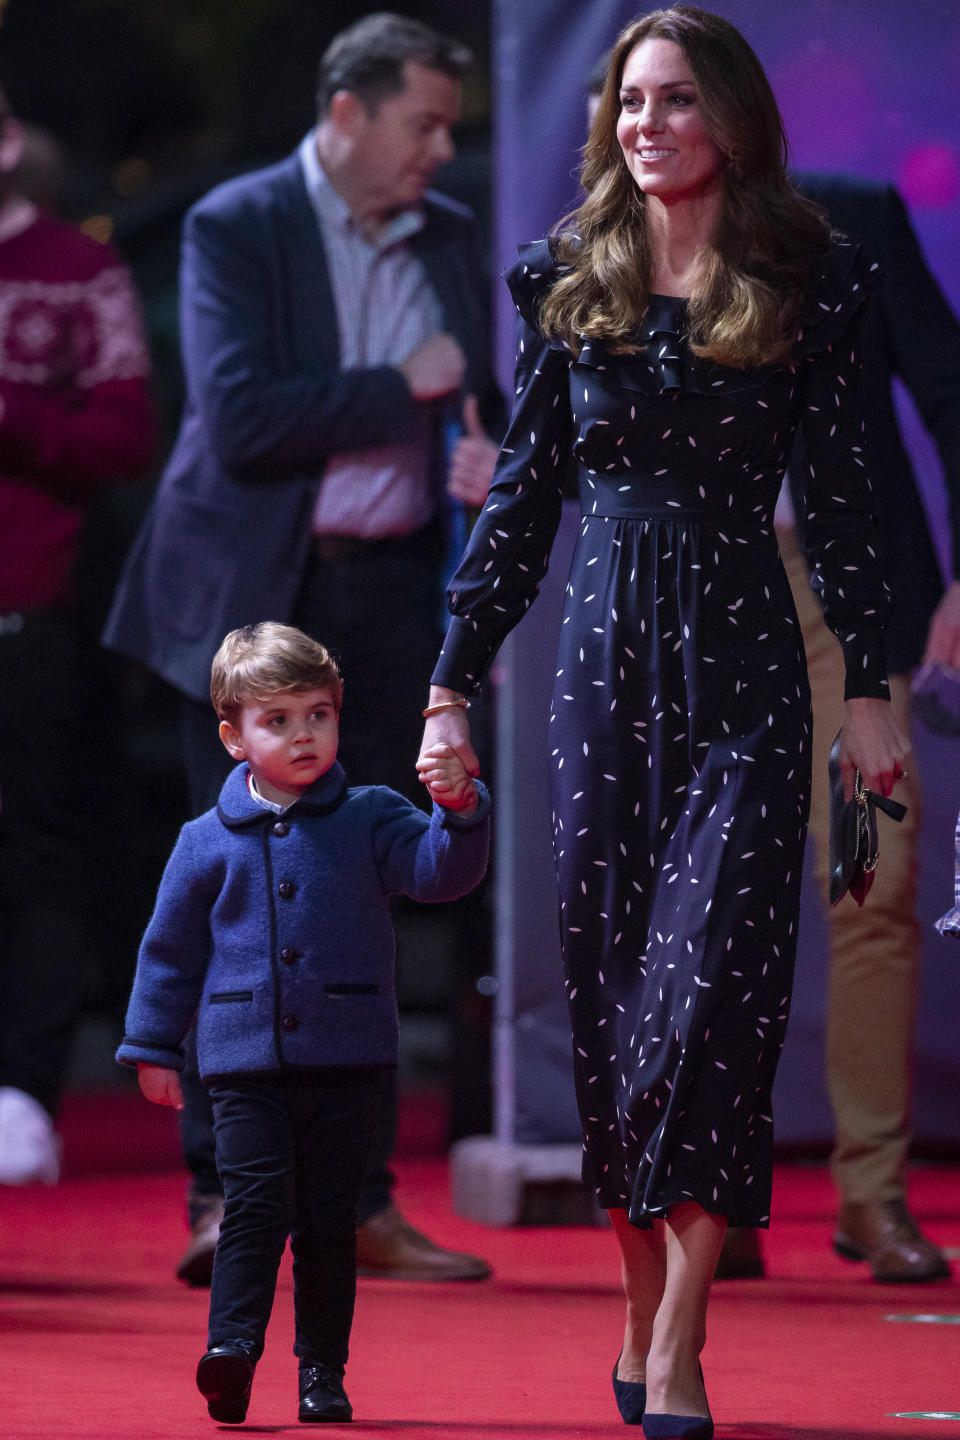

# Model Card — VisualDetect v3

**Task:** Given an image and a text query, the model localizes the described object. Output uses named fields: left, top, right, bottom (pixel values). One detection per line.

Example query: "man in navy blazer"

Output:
left=104, top=12, right=502, bottom=1286
left=718, top=175, right=960, bottom=1283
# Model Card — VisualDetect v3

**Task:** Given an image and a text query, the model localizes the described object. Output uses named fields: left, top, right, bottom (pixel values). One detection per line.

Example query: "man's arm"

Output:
left=178, top=202, right=460, bottom=475
left=882, top=184, right=960, bottom=591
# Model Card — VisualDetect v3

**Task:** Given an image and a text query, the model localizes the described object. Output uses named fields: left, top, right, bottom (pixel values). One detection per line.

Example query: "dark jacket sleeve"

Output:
left=879, top=184, right=960, bottom=580
left=178, top=200, right=416, bottom=474
left=116, top=825, right=218, bottom=1071
left=370, top=785, right=491, bottom=902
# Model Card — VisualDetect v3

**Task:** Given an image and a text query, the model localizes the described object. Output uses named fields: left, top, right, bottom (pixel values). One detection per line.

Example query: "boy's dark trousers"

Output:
left=206, top=1067, right=383, bottom=1367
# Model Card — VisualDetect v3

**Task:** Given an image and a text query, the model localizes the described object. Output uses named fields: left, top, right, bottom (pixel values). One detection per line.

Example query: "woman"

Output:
left=418, top=8, right=908, bottom=1437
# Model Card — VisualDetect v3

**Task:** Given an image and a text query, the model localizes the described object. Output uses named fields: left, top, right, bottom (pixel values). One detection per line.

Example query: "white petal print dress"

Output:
left=432, top=237, right=891, bottom=1228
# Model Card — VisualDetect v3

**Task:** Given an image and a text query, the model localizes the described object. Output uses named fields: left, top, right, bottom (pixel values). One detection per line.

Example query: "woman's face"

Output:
left=616, top=37, right=725, bottom=204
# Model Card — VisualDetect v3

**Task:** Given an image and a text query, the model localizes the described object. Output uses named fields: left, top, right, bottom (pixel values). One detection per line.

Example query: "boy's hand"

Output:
left=138, top=1063, right=185, bottom=1110
left=416, top=742, right=478, bottom=813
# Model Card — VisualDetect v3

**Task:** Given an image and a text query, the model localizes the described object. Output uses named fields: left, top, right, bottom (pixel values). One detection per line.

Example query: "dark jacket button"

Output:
left=272, top=821, right=289, bottom=837
left=278, top=880, right=295, bottom=899
left=280, top=947, right=298, bottom=965
left=281, top=1013, right=298, bottom=1031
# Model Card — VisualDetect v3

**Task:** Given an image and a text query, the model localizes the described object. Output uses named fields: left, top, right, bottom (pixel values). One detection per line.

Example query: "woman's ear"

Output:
left=219, top=719, right=246, bottom=762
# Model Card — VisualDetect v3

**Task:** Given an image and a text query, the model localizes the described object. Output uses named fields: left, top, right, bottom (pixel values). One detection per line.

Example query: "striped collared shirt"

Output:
left=299, top=131, right=444, bottom=539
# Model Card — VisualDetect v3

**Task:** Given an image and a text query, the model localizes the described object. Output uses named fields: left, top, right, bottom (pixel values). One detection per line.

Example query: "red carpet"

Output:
left=3, top=1092, right=960, bottom=1438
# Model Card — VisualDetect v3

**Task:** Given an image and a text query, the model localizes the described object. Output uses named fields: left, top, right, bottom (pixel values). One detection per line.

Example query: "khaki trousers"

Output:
left=779, top=526, right=922, bottom=1204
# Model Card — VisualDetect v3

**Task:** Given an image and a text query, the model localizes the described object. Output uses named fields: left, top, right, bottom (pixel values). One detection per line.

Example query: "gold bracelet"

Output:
left=422, top=698, right=471, bottom=718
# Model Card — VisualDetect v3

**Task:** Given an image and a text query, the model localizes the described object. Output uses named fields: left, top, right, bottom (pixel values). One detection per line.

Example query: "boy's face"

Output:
left=219, top=686, right=339, bottom=806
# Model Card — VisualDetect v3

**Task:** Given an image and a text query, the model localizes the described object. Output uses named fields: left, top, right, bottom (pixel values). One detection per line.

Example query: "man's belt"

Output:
left=311, top=523, right=443, bottom=565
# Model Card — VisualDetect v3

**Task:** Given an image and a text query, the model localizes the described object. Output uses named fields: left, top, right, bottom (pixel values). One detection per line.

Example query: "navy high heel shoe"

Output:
left=641, top=1416, right=713, bottom=1440
left=612, top=1352, right=646, bottom=1424
left=641, top=1365, right=713, bottom=1440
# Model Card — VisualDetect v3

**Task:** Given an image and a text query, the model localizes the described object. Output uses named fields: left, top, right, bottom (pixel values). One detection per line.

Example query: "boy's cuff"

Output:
left=436, top=780, right=490, bottom=829
left=115, top=1037, right=186, bottom=1071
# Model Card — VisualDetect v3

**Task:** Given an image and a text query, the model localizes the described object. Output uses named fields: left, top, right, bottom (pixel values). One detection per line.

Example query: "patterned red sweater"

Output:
left=0, top=210, right=156, bottom=612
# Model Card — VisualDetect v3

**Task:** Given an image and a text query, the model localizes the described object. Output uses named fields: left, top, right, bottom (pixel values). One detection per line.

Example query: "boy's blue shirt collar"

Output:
left=217, top=761, right=349, bottom=829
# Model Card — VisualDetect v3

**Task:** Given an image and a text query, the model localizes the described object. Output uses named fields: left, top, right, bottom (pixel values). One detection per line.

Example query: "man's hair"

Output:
left=211, top=623, right=343, bottom=722
left=317, top=11, right=471, bottom=117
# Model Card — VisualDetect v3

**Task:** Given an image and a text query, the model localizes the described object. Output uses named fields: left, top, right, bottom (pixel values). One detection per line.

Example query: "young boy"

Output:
left=116, top=623, right=489, bottom=1425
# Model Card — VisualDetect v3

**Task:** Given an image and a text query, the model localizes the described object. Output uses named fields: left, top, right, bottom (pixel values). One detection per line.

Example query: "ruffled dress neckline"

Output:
left=505, top=236, right=879, bottom=401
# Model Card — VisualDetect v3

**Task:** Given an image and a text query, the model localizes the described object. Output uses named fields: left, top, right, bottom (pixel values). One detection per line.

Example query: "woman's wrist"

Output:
left=428, top=684, right=467, bottom=705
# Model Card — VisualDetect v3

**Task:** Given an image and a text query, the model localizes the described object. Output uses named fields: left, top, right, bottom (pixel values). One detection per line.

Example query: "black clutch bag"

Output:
left=828, top=731, right=907, bottom=907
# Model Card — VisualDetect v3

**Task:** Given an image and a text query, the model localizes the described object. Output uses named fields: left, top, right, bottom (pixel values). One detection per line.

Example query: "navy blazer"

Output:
left=791, top=174, right=960, bottom=671
left=103, top=151, right=502, bottom=702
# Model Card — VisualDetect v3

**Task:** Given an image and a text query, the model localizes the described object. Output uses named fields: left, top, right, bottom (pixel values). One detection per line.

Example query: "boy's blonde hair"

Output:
left=210, top=623, right=343, bottom=722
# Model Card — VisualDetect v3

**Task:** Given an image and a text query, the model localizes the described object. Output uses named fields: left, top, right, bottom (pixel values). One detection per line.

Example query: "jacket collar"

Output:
left=217, top=761, right=349, bottom=830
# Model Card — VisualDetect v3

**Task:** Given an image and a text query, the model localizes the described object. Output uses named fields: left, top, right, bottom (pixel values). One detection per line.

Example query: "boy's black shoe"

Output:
left=298, top=1364, right=353, bottom=1423
left=196, top=1341, right=257, bottom=1423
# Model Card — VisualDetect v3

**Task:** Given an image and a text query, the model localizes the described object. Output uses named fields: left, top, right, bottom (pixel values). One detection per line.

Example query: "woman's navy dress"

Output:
left=432, top=238, right=890, bottom=1228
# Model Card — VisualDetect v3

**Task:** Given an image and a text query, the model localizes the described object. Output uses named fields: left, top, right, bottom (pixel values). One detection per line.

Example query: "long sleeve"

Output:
left=371, top=784, right=491, bottom=901
left=799, top=296, right=891, bottom=700
left=178, top=203, right=415, bottom=474
left=432, top=309, right=574, bottom=693
left=116, top=825, right=218, bottom=1071
left=881, top=185, right=960, bottom=581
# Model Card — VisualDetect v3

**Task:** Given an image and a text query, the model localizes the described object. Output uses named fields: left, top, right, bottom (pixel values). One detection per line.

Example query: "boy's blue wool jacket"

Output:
left=116, top=762, right=490, bottom=1079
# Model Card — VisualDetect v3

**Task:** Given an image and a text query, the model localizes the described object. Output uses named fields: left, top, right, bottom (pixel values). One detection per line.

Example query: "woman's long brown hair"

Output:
left=537, top=6, right=831, bottom=369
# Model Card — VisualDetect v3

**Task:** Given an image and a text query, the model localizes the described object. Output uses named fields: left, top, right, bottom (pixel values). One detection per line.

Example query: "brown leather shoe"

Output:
left=714, top=1226, right=765, bottom=1280
left=834, top=1198, right=951, bottom=1283
left=356, top=1204, right=491, bottom=1281
left=176, top=1194, right=224, bottom=1287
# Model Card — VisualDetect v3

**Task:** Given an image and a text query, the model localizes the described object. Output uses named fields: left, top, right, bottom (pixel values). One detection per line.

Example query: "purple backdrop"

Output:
left=489, top=0, right=960, bottom=1153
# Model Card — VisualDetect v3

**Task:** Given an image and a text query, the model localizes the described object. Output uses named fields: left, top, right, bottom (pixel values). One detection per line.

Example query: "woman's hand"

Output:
left=138, top=1063, right=185, bottom=1110
left=417, top=686, right=480, bottom=789
left=836, top=696, right=910, bottom=801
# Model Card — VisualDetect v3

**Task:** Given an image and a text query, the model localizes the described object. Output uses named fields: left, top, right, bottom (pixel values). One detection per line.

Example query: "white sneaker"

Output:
left=0, top=1087, right=61, bottom=1184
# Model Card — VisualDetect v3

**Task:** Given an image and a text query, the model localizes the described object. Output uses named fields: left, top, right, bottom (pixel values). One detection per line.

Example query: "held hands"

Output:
left=923, top=580, right=960, bottom=670
left=137, top=1062, right=184, bottom=1110
left=836, top=696, right=911, bottom=801
left=416, top=743, right=478, bottom=812
left=397, top=334, right=466, bottom=401
left=417, top=688, right=481, bottom=810
left=447, top=395, right=497, bottom=507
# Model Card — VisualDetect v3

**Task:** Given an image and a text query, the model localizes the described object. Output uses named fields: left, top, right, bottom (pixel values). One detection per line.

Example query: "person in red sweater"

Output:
left=0, top=86, right=156, bottom=1184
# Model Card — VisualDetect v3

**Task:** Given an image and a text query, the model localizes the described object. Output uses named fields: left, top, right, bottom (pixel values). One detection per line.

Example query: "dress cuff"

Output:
left=840, top=631, right=890, bottom=701
left=431, top=616, right=495, bottom=695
